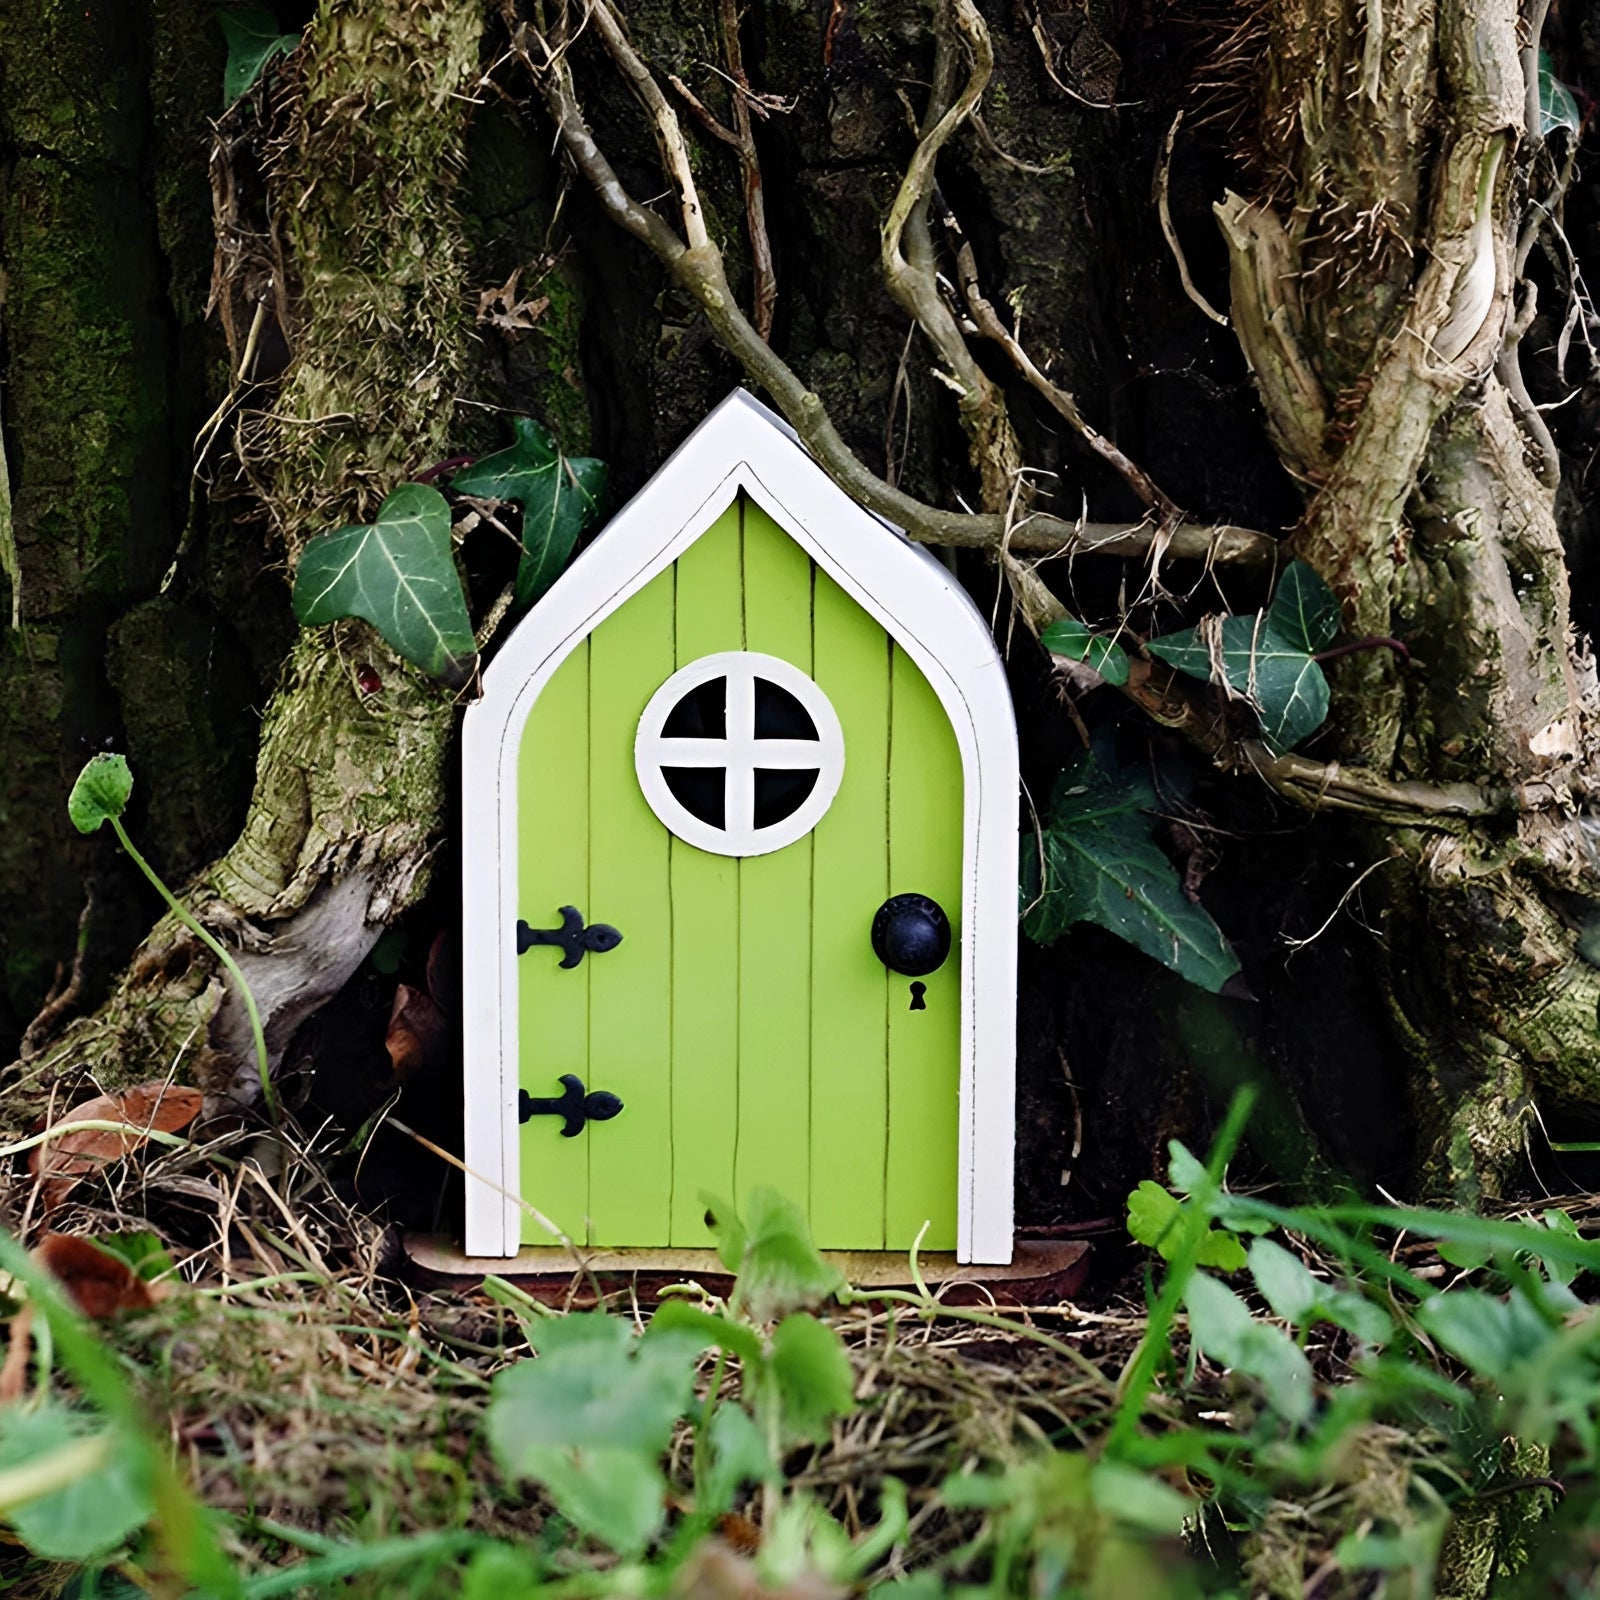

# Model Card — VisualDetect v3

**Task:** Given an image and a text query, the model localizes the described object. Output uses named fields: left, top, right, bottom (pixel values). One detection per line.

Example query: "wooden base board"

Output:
left=402, top=1234, right=1089, bottom=1306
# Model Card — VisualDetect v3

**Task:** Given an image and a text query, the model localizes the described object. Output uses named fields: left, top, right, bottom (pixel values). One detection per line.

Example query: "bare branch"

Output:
left=717, top=0, right=777, bottom=341
left=950, top=223, right=1180, bottom=520
left=879, top=0, right=1019, bottom=510
left=1246, top=744, right=1503, bottom=822
left=583, top=0, right=710, bottom=251
left=1154, top=111, right=1229, bottom=328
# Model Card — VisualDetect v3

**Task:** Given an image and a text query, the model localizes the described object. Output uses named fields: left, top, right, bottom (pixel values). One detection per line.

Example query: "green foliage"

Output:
left=484, top=1190, right=853, bottom=1557
left=0, top=1406, right=151, bottom=1561
left=217, top=8, right=299, bottom=108
left=703, top=1186, right=847, bottom=1323
left=1127, top=1179, right=1247, bottom=1271
left=451, top=416, right=607, bottom=605
left=67, top=752, right=133, bottom=834
left=293, top=484, right=478, bottom=687
left=486, top=1312, right=700, bottom=1554
left=1246, top=1236, right=1393, bottom=1346
left=1183, top=1270, right=1315, bottom=1424
left=1039, top=615, right=1130, bottom=686
left=769, top=1312, right=856, bottom=1442
left=1539, top=49, right=1581, bottom=138
left=1148, top=561, right=1337, bottom=751
left=1021, top=750, right=1241, bottom=992
left=15, top=1162, right=1600, bottom=1599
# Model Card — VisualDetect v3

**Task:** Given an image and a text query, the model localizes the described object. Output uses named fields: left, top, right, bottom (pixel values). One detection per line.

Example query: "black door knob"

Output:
left=871, top=893, right=951, bottom=977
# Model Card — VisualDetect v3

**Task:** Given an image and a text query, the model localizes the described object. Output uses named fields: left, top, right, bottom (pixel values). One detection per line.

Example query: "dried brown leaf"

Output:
left=28, top=1082, right=203, bottom=1211
left=35, top=1234, right=157, bottom=1319
left=385, top=984, right=448, bottom=1081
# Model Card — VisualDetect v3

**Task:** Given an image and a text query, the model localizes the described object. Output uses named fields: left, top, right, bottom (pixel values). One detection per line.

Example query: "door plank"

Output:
left=667, top=503, right=744, bottom=1244
left=808, top=570, right=891, bottom=1248
left=516, top=641, right=591, bottom=1245
left=737, top=500, right=815, bottom=1220
left=885, top=644, right=963, bottom=1250
left=586, top=565, right=677, bottom=1245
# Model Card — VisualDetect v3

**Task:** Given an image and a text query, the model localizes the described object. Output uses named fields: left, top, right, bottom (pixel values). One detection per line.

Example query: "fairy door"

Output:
left=513, top=492, right=964, bottom=1250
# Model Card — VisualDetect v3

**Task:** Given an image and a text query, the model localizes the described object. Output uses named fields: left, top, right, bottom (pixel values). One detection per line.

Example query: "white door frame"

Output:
left=461, top=390, right=1018, bottom=1262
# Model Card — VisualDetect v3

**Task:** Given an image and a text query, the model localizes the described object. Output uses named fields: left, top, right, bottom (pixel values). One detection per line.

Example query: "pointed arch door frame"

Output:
left=462, top=390, right=1018, bottom=1263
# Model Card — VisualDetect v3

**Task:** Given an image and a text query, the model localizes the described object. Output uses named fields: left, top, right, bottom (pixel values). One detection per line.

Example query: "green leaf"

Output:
left=1247, top=1238, right=1319, bottom=1324
left=1539, top=50, right=1581, bottom=138
left=218, top=8, right=298, bottom=108
left=486, top=1312, right=699, bottom=1554
left=1039, top=616, right=1130, bottom=687
left=723, top=1189, right=845, bottom=1324
left=701, top=1191, right=748, bottom=1274
left=1022, top=753, right=1241, bottom=993
left=649, top=1299, right=764, bottom=1364
left=1183, top=1270, right=1314, bottom=1424
left=1541, top=1209, right=1582, bottom=1288
left=92, top=1232, right=174, bottom=1283
left=1247, top=1239, right=1390, bottom=1346
left=1266, top=561, right=1340, bottom=655
left=460, top=1544, right=544, bottom=1600
left=1127, top=1181, right=1246, bottom=1271
left=770, top=1312, right=855, bottom=1443
left=1088, top=1462, right=1191, bottom=1535
left=1416, top=1287, right=1556, bottom=1381
left=703, top=1402, right=777, bottom=1515
left=451, top=417, right=607, bottom=605
left=68, top=754, right=133, bottom=835
left=1149, top=614, right=1329, bottom=751
left=293, top=483, right=477, bottom=686
left=0, top=1407, right=152, bottom=1562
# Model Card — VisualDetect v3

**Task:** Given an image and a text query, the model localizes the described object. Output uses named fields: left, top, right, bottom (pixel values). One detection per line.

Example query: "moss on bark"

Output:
left=13, top=0, right=484, bottom=1113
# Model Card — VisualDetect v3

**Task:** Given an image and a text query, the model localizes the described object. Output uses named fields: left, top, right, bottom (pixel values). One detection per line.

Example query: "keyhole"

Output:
left=908, top=981, right=927, bottom=1011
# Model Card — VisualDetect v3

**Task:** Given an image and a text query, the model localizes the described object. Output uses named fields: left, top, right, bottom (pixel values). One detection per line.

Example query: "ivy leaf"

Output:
left=293, top=483, right=477, bottom=687
left=451, top=417, right=607, bottom=605
left=1265, top=561, right=1340, bottom=655
left=218, top=8, right=298, bottom=108
left=67, top=754, right=133, bottom=835
left=1021, top=752, right=1240, bottom=993
left=1148, top=615, right=1329, bottom=752
left=1539, top=50, right=1581, bottom=139
left=1039, top=615, right=1130, bottom=686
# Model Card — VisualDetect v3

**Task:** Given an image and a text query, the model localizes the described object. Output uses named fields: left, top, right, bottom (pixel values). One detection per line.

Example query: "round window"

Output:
left=634, top=652, right=845, bottom=857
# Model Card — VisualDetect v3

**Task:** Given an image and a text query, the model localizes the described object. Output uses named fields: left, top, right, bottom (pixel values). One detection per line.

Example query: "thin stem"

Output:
left=108, top=815, right=277, bottom=1124
left=1314, top=635, right=1411, bottom=665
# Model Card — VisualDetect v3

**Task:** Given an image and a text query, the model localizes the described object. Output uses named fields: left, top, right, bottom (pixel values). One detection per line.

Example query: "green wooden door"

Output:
left=515, top=493, right=962, bottom=1250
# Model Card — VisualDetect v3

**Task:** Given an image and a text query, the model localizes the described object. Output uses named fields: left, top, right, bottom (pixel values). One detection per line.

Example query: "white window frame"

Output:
left=634, top=651, right=846, bottom=857
left=461, top=390, right=1018, bottom=1264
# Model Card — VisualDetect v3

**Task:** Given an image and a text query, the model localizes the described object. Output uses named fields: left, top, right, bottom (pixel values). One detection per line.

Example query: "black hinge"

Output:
left=516, top=906, right=623, bottom=969
left=519, top=1074, right=624, bottom=1137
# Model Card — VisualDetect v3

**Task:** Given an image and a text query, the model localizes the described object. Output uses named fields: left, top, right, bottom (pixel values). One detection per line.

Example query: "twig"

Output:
left=718, top=0, right=777, bottom=340
left=19, top=891, right=93, bottom=1060
left=1154, top=112, right=1229, bottom=328
left=880, top=0, right=1019, bottom=510
left=950, top=220, right=1180, bottom=519
left=583, top=0, right=710, bottom=252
